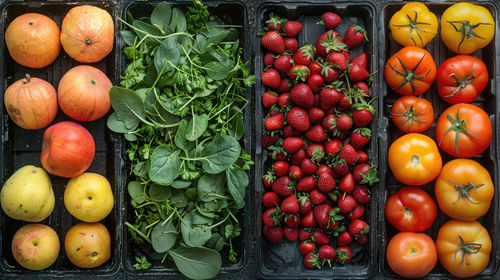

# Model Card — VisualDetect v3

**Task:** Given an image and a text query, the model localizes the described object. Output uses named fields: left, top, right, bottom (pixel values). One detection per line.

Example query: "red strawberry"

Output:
left=296, top=176, right=317, bottom=192
left=325, top=139, right=342, bottom=156
left=288, top=86, right=314, bottom=109
left=348, top=63, right=370, bottom=82
left=277, top=92, right=290, bottom=107
left=262, top=91, right=278, bottom=108
left=284, top=21, right=302, bottom=37
left=342, top=50, right=351, bottom=63
left=356, top=234, right=369, bottom=245
left=294, top=45, right=315, bottom=66
left=352, top=103, right=375, bottom=127
left=300, top=241, right=316, bottom=255
left=263, top=225, right=283, bottom=243
left=287, top=106, right=311, bottom=132
left=350, top=128, right=371, bottom=150
left=272, top=176, right=294, bottom=197
left=339, top=173, right=355, bottom=193
left=302, top=211, right=317, bottom=227
left=273, top=161, right=290, bottom=177
left=319, top=87, right=342, bottom=111
left=265, top=13, right=284, bottom=32
left=310, top=190, right=327, bottom=205
left=313, top=204, right=343, bottom=231
left=307, top=74, right=324, bottom=93
left=338, top=95, right=352, bottom=110
left=321, top=63, right=340, bottom=83
left=338, top=194, right=357, bottom=214
left=357, top=150, right=368, bottom=164
left=289, top=165, right=303, bottom=180
left=261, top=133, right=279, bottom=149
left=354, top=81, right=369, bottom=95
left=281, top=195, right=299, bottom=214
left=299, top=228, right=312, bottom=241
left=345, top=25, right=368, bottom=48
left=352, top=53, right=368, bottom=69
left=309, top=60, right=323, bottom=75
left=262, top=207, right=282, bottom=227
left=283, top=125, right=300, bottom=138
left=283, top=38, right=299, bottom=53
left=317, top=173, right=336, bottom=194
left=339, top=144, right=358, bottom=165
left=348, top=204, right=365, bottom=220
left=315, top=30, right=346, bottom=57
left=268, top=108, right=281, bottom=116
left=312, top=229, right=330, bottom=244
left=321, top=114, right=337, bottom=133
left=261, top=31, right=285, bottom=54
left=353, top=184, right=370, bottom=204
left=305, top=124, right=327, bottom=143
left=304, top=252, right=321, bottom=269
left=261, top=68, right=281, bottom=88
left=337, top=231, right=353, bottom=246
left=290, top=149, right=306, bottom=165
left=317, top=164, right=337, bottom=178
left=264, top=113, right=284, bottom=131
left=308, top=107, right=325, bottom=123
left=299, top=196, right=313, bottom=215
left=262, top=191, right=281, bottom=208
left=270, top=151, right=287, bottom=161
left=336, top=115, right=352, bottom=131
left=277, top=79, right=292, bottom=93
left=301, top=159, right=318, bottom=175
left=320, top=12, right=341, bottom=30
left=289, top=65, right=311, bottom=82
left=262, top=171, right=276, bottom=188
left=336, top=246, right=353, bottom=264
left=283, top=225, right=299, bottom=241
left=274, top=54, right=293, bottom=74
left=306, top=143, right=324, bottom=158
left=283, top=137, right=303, bottom=154
left=333, top=161, right=349, bottom=176
left=352, top=163, right=370, bottom=183
left=349, top=219, right=370, bottom=240
left=264, top=51, right=275, bottom=66
left=318, top=245, right=336, bottom=267
left=327, top=51, right=347, bottom=72
left=285, top=214, right=301, bottom=228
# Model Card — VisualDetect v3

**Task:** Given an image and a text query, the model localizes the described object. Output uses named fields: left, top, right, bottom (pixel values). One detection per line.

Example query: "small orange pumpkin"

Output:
left=60, top=5, right=114, bottom=63
left=58, top=65, right=112, bottom=122
left=5, top=13, right=60, bottom=68
left=4, top=74, right=58, bottom=129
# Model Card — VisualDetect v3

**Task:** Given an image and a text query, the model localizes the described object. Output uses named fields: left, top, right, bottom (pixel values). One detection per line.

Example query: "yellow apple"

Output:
left=11, top=224, right=60, bottom=270
left=64, top=222, right=110, bottom=268
left=64, top=173, right=114, bottom=222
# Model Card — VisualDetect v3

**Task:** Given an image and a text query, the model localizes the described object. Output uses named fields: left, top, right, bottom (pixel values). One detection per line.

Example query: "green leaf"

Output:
left=192, top=212, right=212, bottom=225
left=197, top=174, right=226, bottom=202
left=171, top=180, right=191, bottom=189
left=201, top=135, right=241, bottom=174
left=133, top=161, right=148, bottom=178
left=149, top=184, right=172, bottom=201
left=205, top=62, right=229, bottom=80
left=194, top=34, right=207, bottom=53
left=120, top=30, right=136, bottom=46
left=107, top=112, right=138, bottom=133
left=151, top=219, right=177, bottom=253
left=228, top=109, right=244, bottom=140
left=128, top=181, right=146, bottom=204
left=151, top=2, right=172, bottom=33
left=175, top=119, right=189, bottom=151
left=154, top=37, right=180, bottom=75
left=189, top=227, right=212, bottom=247
left=186, top=114, right=208, bottom=141
left=109, top=86, right=146, bottom=129
left=170, top=8, right=187, bottom=33
left=205, top=28, right=231, bottom=46
left=168, top=246, right=221, bottom=280
left=148, top=145, right=181, bottom=185
left=132, top=20, right=163, bottom=45
left=226, top=167, right=248, bottom=209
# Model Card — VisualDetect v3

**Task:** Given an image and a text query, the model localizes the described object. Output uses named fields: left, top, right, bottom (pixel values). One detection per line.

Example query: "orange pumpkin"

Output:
left=4, top=74, right=58, bottom=129
left=58, top=65, right=112, bottom=122
left=60, top=5, right=114, bottom=63
left=5, top=13, right=60, bottom=68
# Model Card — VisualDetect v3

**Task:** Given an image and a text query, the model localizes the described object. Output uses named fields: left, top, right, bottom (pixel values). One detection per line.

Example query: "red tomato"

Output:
left=387, top=232, right=437, bottom=278
left=391, top=96, right=434, bottom=133
left=385, top=187, right=437, bottom=232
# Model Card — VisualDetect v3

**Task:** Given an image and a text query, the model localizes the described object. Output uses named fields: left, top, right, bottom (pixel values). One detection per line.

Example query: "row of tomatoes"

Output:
left=383, top=2, right=495, bottom=279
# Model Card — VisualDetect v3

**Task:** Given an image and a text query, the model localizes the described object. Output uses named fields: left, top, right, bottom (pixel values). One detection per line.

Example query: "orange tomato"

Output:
left=391, top=96, right=434, bottom=133
left=388, top=133, right=442, bottom=186
left=386, top=232, right=437, bottom=278
left=64, top=222, right=111, bottom=268
left=436, top=220, right=491, bottom=278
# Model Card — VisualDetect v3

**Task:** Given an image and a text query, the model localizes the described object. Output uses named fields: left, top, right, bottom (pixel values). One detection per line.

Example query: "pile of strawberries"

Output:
left=260, top=12, right=378, bottom=269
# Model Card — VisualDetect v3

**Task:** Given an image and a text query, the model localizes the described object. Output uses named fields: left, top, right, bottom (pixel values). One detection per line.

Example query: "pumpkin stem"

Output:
left=85, top=38, right=92, bottom=45
left=23, top=74, right=31, bottom=84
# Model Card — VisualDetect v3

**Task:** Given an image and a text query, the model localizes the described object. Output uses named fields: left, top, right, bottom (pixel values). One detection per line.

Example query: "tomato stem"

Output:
left=447, top=179, right=483, bottom=205
left=446, top=68, right=476, bottom=98
left=391, top=105, right=429, bottom=132
left=438, top=105, right=481, bottom=154
left=392, top=11, right=435, bottom=46
left=387, top=54, right=431, bottom=95
left=454, top=235, right=482, bottom=266
left=446, top=20, right=492, bottom=52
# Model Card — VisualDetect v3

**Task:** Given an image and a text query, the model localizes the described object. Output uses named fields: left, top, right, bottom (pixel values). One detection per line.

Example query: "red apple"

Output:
left=41, top=121, right=95, bottom=178
left=11, top=224, right=60, bottom=270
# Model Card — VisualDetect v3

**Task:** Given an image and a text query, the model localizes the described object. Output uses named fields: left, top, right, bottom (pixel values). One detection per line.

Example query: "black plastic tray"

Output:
left=254, top=1, right=379, bottom=279
left=119, top=1, right=255, bottom=279
left=0, top=0, right=122, bottom=277
left=378, top=1, right=500, bottom=279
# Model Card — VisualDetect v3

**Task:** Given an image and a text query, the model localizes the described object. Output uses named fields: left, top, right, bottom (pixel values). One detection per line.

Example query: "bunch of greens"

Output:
left=107, top=1, right=253, bottom=279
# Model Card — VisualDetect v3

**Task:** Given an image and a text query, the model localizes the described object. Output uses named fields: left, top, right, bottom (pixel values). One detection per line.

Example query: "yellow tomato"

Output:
left=441, top=3, right=495, bottom=54
left=389, top=2, right=438, bottom=48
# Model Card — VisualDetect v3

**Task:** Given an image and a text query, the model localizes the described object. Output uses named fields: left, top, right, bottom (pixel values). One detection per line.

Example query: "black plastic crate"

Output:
left=378, top=1, right=500, bottom=279
left=254, top=1, right=379, bottom=279
left=119, top=1, right=255, bottom=279
left=0, top=0, right=122, bottom=277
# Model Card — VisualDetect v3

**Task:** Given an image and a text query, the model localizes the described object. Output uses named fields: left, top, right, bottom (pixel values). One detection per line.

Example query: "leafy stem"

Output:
left=391, top=105, right=429, bottom=131
left=447, top=20, right=492, bottom=52
left=454, top=235, right=482, bottom=266
left=447, top=179, right=483, bottom=205
left=392, top=11, right=435, bottom=46
left=388, top=54, right=430, bottom=95
left=438, top=105, right=481, bottom=154
left=446, top=68, right=476, bottom=98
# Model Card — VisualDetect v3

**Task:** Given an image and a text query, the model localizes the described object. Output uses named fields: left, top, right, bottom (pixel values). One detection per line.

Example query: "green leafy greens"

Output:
left=109, top=1, right=253, bottom=279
